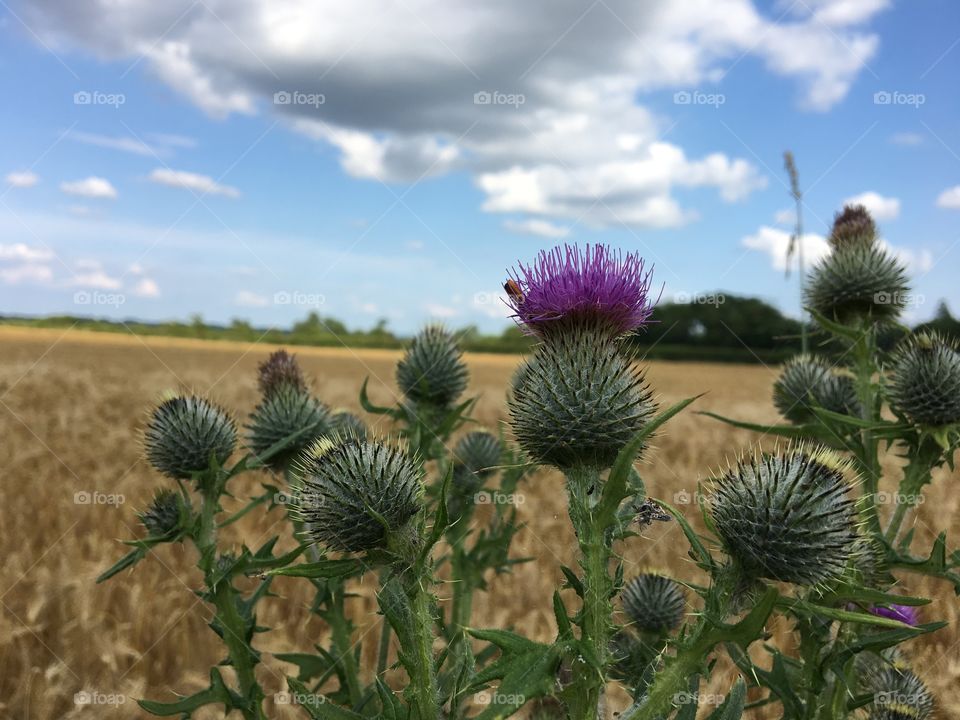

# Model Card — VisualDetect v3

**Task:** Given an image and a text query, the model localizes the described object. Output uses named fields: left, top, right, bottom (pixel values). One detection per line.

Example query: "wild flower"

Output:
left=143, top=394, right=236, bottom=481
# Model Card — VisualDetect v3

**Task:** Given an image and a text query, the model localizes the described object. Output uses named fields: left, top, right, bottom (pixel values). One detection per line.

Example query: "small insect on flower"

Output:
left=503, top=278, right=524, bottom=303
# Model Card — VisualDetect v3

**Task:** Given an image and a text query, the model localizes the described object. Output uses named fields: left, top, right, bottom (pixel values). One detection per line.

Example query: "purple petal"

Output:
left=869, top=603, right=919, bottom=626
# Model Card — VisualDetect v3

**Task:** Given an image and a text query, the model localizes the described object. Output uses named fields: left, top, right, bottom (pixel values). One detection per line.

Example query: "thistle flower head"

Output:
left=829, top=204, right=878, bottom=250
left=396, top=324, right=469, bottom=408
left=860, top=662, right=934, bottom=720
left=621, top=573, right=685, bottom=633
left=453, top=430, right=502, bottom=478
left=257, top=349, right=308, bottom=397
left=246, top=385, right=331, bottom=469
left=804, top=245, right=909, bottom=324
left=506, top=244, right=656, bottom=337
left=706, top=446, right=861, bottom=586
left=329, top=409, right=368, bottom=440
left=870, top=603, right=920, bottom=626
left=508, top=326, right=656, bottom=470
left=144, top=395, right=237, bottom=480
left=888, top=332, right=960, bottom=427
left=773, top=354, right=860, bottom=423
left=295, top=437, right=423, bottom=555
left=138, top=489, right=185, bottom=537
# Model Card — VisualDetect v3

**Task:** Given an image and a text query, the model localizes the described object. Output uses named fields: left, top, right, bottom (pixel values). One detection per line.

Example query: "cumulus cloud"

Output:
left=889, top=132, right=923, bottom=146
left=22, top=0, right=887, bottom=228
left=0, top=243, right=54, bottom=262
left=60, top=176, right=118, bottom=199
left=424, top=303, right=458, bottom=319
left=936, top=186, right=960, bottom=210
left=0, top=264, right=54, bottom=284
left=133, top=278, right=161, bottom=297
left=235, top=290, right=269, bottom=307
left=504, top=218, right=571, bottom=239
left=148, top=168, right=241, bottom=198
left=5, top=170, right=39, bottom=188
left=843, top=191, right=900, bottom=220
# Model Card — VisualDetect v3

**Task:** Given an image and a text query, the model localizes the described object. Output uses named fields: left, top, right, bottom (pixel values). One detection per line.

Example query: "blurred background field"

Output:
left=2, top=326, right=958, bottom=718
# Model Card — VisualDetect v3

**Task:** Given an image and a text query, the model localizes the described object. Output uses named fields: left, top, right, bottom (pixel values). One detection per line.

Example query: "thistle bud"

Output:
left=448, top=431, right=502, bottom=518
left=396, top=324, right=469, bottom=408
left=773, top=355, right=860, bottom=423
left=257, top=349, right=308, bottom=397
left=621, top=573, right=685, bottom=633
left=706, top=446, right=861, bottom=586
left=246, top=385, right=331, bottom=469
left=509, top=325, right=655, bottom=470
left=860, top=662, right=934, bottom=720
left=296, top=438, right=423, bottom=555
left=144, top=395, right=237, bottom=480
left=329, top=409, right=367, bottom=440
left=888, top=332, right=960, bottom=427
left=804, top=245, right=909, bottom=324
left=829, top=204, right=878, bottom=250
left=138, top=489, right=185, bottom=537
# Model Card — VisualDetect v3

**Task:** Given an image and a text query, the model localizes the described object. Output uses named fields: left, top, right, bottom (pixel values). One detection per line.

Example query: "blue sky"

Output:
left=1, top=0, right=959, bottom=334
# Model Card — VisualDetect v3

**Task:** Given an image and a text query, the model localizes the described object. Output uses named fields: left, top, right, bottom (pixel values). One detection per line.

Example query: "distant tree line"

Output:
left=4, top=296, right=959, bottom=364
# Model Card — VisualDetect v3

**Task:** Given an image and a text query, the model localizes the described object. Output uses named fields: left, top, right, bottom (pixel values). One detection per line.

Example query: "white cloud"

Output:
left=0, top=243, right=54, bottom=262
left=5, top=170, right=39, bottom=188
left=774, top=208, right=796, bottom=226
left=843, top=191, right=900, bottom=220
left=504, top=218, right=571, bottom=239
left=70, top=269, right=123, bottom=290
left=936, top=186, right=960, bottom=210
left=0, top=264, right=54, bottom=284
left=68, top=130, right=154, bottom=156
left=60, top=176, right=118, bottom=199
left=133, top=277, right=161, bottom=297
left=742, top=226, right=831, bottom=272
left=148, top=168, right=241, bottom=198
left=889, top=132, right=923, bottom=146
left=424, top=303, right=458, bottom=318
left=21, top=0, right=886, bottom=228
left=235, top=290, right=269, bottom=307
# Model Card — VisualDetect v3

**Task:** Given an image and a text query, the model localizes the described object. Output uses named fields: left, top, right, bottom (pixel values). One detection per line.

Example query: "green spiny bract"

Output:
left=144, top=395, right=237, bottom=480
left=773, top=354, right=860, bottom=423
left=396, top=324, right=469, bottom=408
left=860, top=660, right=934, bottom=720
left=508, top=324, right=655, bottom=470
left=829, top=203, right=878, bottom=251
left=329, top=409, right=367, bottom=440
left=138, top=489, right=186, bottom=538
left=296, top=438, right=423, bottom=555
left=621, top=573, right=685, bottom=633
left=888, top=332, right=960, bottom=427
left=246, top=384, right=331, bottom=469
left=706, top=446, right=861, bottom=586
left=257, top=349, right=308, bottom=397
left=804, top=245, right=909, bottom=324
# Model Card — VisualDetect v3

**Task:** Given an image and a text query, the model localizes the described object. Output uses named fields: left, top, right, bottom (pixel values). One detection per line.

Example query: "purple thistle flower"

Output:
left=505, top=244, right=657, bottom=336
left=870, top=603, right=919, bottom=626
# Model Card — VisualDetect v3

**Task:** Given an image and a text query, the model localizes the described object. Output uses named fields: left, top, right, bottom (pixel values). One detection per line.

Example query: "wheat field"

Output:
left=1, top=326, right=958, bottom=719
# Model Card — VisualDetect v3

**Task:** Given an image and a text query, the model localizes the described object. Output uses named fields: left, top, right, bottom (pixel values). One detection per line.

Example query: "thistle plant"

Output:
left=98, top=232, right=955, bottom=720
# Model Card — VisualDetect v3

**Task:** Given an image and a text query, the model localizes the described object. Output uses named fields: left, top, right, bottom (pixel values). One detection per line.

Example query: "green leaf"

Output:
left=267, top=558, right=364, bottom=579
left=419, top=465, right=453, bottom=568
left=274, top=651, right=332, bottom=682
left=816, top=582, right=930, bottom=609
left=285, top=678, right=361, bottom=719
left=359, top=377, right=398, bottom=416
left=375, top=678, right=409, bottom=720
left=598, top=395, right=702, bottom=526
left=552, top=591, right=573, bottom=640
left=807, top=308, right=864, bottom=343
left=706, top=678, right=746, bottom=720
left=656, top=498, right=715, bottom=571
left=699, top=411, right=819, bottom=440
left=96, top=545, right=150, bottom=583
left=137, top=668, right=233, bottom=716
left=560, top=565, right=585, bottom=598
left=785, top=599, right=923, bottom=629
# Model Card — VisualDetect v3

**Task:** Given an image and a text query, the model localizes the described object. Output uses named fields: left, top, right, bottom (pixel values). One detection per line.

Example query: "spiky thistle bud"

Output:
left=804, top=245, right=909, bottom=324
left=773, top=355, right=860, bottom=423
left=144, top=395, right=237, bottom=480
left=329, top=410, right=367, bottom=440
left=888, top=332, right=960, bottom=427
left=257, top=349, right=308, bottom=397
left=860, top=662, right=934, bottom=720
left=396, top=324, right=469, bottom=408
left=621, top=573, right=685, bottom=633
left=296, top=438, right=423, bottom=555
left=246, top=385, right=331, bottom=469
left=448, top=431, right=502, bottom=518
left=138, top=489, right=186, bottom=537
left=505, top=243, right=655, bottom=338
left=509, top=325, right=655, bottom=470
left=706, top=446, right=861, bottom=586
left=829, top=204, right=878, bottom=250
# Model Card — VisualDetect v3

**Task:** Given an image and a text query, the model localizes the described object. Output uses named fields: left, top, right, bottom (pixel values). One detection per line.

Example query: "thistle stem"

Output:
left=329, top=585, right=363, bottom=708
left=851, top=327, right=884, bottom=538
left=401, top=571, right=441, bottom=720
left=566, top=466, right=614, bottom=720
